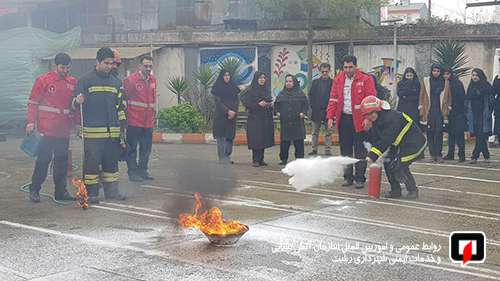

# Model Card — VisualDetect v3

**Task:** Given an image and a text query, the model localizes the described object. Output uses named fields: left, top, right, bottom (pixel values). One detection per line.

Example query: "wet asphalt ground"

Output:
left=1, top=138, right=500, bottom=281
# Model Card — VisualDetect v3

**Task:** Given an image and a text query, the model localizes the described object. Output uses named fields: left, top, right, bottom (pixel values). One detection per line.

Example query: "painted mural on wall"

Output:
left=199, top=47, right=257, bottom=85
left=271, top=45, right=335, bottom=96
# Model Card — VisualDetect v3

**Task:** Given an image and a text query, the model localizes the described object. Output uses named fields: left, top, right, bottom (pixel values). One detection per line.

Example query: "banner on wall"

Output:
left=199, top=47, right=258, bottom=86
left=271, top=45, right=335, bottom=96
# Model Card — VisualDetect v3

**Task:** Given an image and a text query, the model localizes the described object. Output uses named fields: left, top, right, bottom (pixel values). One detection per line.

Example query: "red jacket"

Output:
left=26, top=71, right=77, bottom=138
left=124, top=71, right=157, bottom=128
left=326, top=70, right=376, bottom=133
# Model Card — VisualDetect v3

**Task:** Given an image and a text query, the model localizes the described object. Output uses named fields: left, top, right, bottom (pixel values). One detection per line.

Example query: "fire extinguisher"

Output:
left=368, top=163, right=382, bottom=199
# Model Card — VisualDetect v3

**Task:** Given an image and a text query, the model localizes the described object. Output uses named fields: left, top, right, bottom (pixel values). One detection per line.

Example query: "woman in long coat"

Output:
left=443, top=68, right=467, bottom=162
left=493, top=74, right=500, bottom=145
left=274, top=74, right=309, bottom=165
left=466, top=68, right=495, bottom=164
left=397, top=67, right=421, bottom=124
left=211, top=69, right=240, bottom=164
left=241, top=71, right=275, bottom=167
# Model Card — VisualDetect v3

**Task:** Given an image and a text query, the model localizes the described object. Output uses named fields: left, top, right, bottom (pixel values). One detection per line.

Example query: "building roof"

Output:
left=387, top=3, right=427, bottom=11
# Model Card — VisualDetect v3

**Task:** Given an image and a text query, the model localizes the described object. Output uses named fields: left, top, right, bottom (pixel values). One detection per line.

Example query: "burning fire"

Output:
left=179, top=192, right=248, bottom=236
left=72, top=178, right=88, bottom=210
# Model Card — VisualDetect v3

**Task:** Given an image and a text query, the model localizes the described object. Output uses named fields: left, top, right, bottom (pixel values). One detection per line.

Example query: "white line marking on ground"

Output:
left=415, top=162, right=500, bottom=172
left=413, top=172, right=500, bottom=184
left=91, top=205, right=172, bottom=221
left=0, top=220, right=274, bottom=281
left=139, top=184, right=500, bottom=247
left=235, top=180, right=500, bottom=221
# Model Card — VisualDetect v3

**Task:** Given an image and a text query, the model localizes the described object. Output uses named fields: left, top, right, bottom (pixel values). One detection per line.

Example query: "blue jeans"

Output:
left=216, top=137, right=234, bottom=163
left=126, top=126, right=153, bottom=176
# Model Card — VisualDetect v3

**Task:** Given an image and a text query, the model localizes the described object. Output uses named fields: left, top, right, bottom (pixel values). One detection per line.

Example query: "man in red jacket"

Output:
left=327, top=55, right=376, bottom=188
left=124, top=55, right=157, bottom=182
left=26, top=53, right=77, bottom=203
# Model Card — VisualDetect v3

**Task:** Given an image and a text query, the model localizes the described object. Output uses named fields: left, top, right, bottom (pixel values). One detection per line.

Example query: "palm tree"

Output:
left=432, top=41, right=472, bottom=78
left=192, top=66, right=216, bottom=128
left=166, top=76, right=189, bottom=105
left=217, top=57, right=242, bottom=81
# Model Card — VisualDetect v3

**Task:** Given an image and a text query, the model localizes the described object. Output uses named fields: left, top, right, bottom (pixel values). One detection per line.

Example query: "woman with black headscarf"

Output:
left=443, top=68, right=467, bottom=162
left=397, top=67, right=421, bottom=124
left=241, top=71, right=275, bottom=167
left=419, top=64, right=451, bottom=162
left=466, top=68, right=495, bottom=164
left=274, top=74, right=309, bottom=165
left=211, top=69, right=240, bottom=164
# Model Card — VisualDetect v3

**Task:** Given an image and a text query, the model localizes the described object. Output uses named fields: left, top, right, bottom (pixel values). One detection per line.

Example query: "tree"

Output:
left=257, top=0, right=385, bottom=87
left=166, top=76, right=189, bottom=105
left=432, top=40, right=471, bottom=78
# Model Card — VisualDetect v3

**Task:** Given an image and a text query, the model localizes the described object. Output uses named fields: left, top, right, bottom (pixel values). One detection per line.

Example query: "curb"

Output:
left=153, top=132, right=339, bottom=145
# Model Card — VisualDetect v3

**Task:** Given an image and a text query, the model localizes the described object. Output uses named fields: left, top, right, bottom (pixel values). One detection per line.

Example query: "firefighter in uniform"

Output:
left=26, top=53, right=77, bottom=203
left=73, top=47, right=127, bottom=204
left=361, top=96, right=426, bottom=199
left=124, top=55, right=156, bottom=182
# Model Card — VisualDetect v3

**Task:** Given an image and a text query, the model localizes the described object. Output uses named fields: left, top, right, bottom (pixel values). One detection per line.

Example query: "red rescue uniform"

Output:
left=27, top=71, right=77, bottom=137
left=123, top=71, right=157, bottom=128
left=326, top=70, right=376, bottom=133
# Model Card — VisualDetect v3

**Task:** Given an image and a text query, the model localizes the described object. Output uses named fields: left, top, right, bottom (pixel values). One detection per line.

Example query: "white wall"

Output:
left=353, top=44, right=416, bottom=74
left=154, top=47, right=185, bottom=109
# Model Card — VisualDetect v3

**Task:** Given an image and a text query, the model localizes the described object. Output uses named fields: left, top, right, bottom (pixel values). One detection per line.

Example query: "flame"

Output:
left=178, top=192, right=248, bottom=236
left=72, top=178, right=88, bottom=210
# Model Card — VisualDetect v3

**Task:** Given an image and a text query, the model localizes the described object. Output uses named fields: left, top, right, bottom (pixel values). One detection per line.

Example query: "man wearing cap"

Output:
left=361, top=96, right=426, bottom=199
left=26, top=53, right=77, bottom=203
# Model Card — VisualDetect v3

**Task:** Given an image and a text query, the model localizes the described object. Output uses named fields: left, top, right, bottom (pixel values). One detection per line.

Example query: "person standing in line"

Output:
left=275, top=74, right=309, bottom=165
left=466, top=68, right=495, bottom=164
left=397, top=67, right=421, bottom=124
left=419, top=64, right=451, bottom=163
left=492, top=72, right=500, bottom=146
left=443, top=68, right=467, bottom=162
left=241, top=71, right=274, bottom=167
left=26, top=53, right=77, bottom=203
left=124, top=55, right=157, bottom=182
left=308, top=63, right=333, bottom=156
left=211, top=69, right=240, bottom=164
left=327, top=55, right=376, bottom=189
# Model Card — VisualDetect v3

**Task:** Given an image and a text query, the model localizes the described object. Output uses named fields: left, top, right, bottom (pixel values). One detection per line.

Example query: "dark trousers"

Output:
left=427, top=129, right=443, bottom=158
left=339, top=114, right=367, bottom=183
left=216, top=137, right=234, bottom=162
left=384, top=160, right=417, bottom=196
left=447, top=132, right=465, bottom=159
left=126, top=126, right=153, bottom=176
left=84, top=138, right=121, bottom=197
left=280, top=139, right=304, bottom=162
left=31, top=136, right=69, bottom=196
left=472, top=132, right=490, bottom=160
left=252, top=149, right=265, bottom=164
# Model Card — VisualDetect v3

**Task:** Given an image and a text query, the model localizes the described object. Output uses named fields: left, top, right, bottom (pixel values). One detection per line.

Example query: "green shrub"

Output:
left=157, top=103, right=205, bottom=133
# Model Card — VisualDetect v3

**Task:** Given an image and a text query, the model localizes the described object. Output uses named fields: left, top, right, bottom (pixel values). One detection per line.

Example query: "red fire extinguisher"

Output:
left=368, top=163, right=382, bottom=199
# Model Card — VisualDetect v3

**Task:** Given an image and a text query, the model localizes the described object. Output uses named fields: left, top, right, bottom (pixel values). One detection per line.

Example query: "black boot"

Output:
left=308, top=150, right=318, bottom=156
left=103, top=182, right=127, bottom=201
left=55, top=191, right=76, bottom=201
left=443, top=154, right=454, bottom=161
left=405, top=190, right=419, bottom=200
left=29, top=190, right=41, bottom=203
left=383, top=191, right=402, bottom=199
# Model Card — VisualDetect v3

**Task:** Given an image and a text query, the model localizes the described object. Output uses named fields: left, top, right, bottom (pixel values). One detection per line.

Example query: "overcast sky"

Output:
left=409, top=0, right=496, bottom=23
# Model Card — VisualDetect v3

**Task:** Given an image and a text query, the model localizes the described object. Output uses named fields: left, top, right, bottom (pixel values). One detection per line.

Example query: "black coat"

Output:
left=211, top=83, right=240, bottom=140
left=275, top=88, right=309, bottom=141
left=308, top=77, right=332, bottom=122
left=447, top=77, right=467, bottom=134
left=493, top=76, right=500, bottom=135
left=367, top=110, right=426, bottom=164
left=397, top=79, right=420, bottom=124
left=241, top=87, right=275, bottom=149
left=466, top=81, right=494, bottom=135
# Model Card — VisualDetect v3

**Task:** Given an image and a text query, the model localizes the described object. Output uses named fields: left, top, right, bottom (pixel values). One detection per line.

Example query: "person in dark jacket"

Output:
left=419, top=64, right=451, bottom=163
left=275, top=74, right=309, bottom=165
left=241, top=71, right=275, bottom=167
left=443, top=68, right=467, bottom=162
left=493, top=74, right=500, bottom=146
left=308, top=63, right=333, bottom=156
left=211, top=69, right=240, bottom=164
left=466, top=68, right=495, bottom=164
left=397, top=67, right=421, bottom=124
left=362, top=96, right=426, bottom=200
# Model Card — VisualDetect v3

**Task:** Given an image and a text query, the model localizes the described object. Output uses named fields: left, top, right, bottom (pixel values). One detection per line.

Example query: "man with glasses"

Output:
left=327, top=55, right=376, bottom=189
left=123, top=55, right=157, bottom=182
left=26, top=53, right=77, bottom=203
left=309, top=63, right=333, bottom=156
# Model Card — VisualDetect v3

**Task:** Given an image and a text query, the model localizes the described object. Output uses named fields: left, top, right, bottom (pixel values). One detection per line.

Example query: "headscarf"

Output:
left=467, top=68, right=492, bottom=95
left=211, top=69, right=240, bottom=98
left=397, top=67, right=420, bottom=95
left=249, top=71, right=272, bottom=101
left=429, top=64, right=445, bottom=96
left=282, top=74, right=301, bottom=92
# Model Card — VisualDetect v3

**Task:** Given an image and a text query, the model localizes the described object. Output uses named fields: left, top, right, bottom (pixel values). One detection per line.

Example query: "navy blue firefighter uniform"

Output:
left=73, top=69, right=127, bottom=201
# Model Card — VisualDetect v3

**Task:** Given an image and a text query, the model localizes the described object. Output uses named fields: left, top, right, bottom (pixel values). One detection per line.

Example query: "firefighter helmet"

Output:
left=361, top=96, right=390, bottom=115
